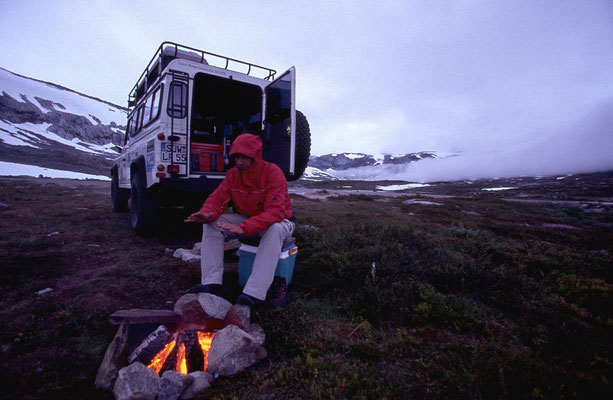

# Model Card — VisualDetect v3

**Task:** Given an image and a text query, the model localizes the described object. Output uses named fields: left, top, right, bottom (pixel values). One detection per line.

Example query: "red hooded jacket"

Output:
left=199, top=133, right=293, bottom=236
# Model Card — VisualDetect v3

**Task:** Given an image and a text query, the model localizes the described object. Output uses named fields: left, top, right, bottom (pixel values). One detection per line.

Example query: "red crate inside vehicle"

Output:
left=191, top=143, right=224, bottom=172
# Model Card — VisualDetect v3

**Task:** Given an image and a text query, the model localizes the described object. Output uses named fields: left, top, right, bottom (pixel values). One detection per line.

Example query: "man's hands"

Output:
left=216, top=222, right=244, bottom=235
left=184, top=212, right=244, bottom=235
left=184, top=211, right=214, bottom=224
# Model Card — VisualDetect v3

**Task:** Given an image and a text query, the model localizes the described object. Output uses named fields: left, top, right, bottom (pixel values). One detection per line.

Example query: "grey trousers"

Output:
left=201, top=214, right=294, bottom=300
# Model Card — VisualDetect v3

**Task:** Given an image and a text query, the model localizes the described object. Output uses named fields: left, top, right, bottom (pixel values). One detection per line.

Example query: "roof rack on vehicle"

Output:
left=128, top=41, right=277, bottom=107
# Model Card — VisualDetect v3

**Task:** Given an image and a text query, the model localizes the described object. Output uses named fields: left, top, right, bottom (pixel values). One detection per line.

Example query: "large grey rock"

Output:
left=196, top=293, right=232, bottom=319
left=174, top=295, right=209, bottom=325
left=112, top=362, right=160, bottom=400
left=158, top=371, right=194, bottom=400
left=180, top=371, right=214, bottom=399
left=207, top=325, right=267, bottom=376
left=174, top=293, right=232, bottom=321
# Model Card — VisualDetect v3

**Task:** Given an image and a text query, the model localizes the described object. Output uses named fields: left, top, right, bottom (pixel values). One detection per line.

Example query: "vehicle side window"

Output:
left=150, top=85, right=162, bottom=120
left=143, top=85, right=163, bottom=126
left=167, top=81, right=188, bottom=118
left=133, top=106, right=144, bottom=135
left=143, top=95, right=152, bottom=126
left=126, top=118, right=134, bottom=140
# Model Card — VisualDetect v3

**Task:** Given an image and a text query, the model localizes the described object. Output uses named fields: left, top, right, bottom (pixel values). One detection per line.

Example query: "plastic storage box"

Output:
left=238, top=242, right=298, bottom=287
left=191, top=143, right=224, bottom=172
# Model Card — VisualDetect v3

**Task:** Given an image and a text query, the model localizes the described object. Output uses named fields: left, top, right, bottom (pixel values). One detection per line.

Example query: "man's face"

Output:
left=233, top=153, right=254, bottom=172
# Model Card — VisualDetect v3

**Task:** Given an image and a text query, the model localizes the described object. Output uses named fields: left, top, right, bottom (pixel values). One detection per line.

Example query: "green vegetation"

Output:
left=0, top=175, right=611, bottom=399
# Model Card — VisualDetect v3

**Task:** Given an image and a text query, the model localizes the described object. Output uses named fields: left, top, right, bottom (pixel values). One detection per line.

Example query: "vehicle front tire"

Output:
left=111, top=170, right=129, bottom=212
left=130, top=170, right=159, bottom=235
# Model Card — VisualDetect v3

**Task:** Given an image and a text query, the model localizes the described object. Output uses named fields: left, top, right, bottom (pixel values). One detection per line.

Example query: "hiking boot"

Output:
left=267, top=277, right=290, bottom=308
left=237, top=293, right=264, bottom=308
left=192, top=283, right=223, bottom=296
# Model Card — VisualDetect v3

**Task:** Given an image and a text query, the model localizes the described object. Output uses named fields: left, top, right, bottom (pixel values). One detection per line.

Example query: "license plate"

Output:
left=161, top=142, right=187, bottom=163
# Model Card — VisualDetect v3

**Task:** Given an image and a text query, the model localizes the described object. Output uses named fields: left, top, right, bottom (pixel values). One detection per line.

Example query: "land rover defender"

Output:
left=110, top=42, right=311, bottom=234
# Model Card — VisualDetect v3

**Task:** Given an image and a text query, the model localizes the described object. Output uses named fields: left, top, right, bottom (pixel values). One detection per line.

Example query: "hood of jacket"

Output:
left=229, top=133, right=263, bottom=163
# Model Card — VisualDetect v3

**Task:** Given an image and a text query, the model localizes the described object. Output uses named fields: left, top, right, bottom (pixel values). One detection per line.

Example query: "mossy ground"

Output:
left=0, top=173, right=611, bottom=399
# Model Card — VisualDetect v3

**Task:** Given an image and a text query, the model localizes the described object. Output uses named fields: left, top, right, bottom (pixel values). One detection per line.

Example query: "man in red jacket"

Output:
left=185, top=133, right=294, bottom=307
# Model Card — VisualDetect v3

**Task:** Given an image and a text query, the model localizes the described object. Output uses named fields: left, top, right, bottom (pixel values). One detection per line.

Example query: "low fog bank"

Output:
left=336, top=98, right=613, bottom=183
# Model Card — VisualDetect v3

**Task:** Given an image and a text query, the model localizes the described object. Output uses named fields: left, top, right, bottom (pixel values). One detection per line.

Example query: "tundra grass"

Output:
left=1, top=175, right=612, bottom=399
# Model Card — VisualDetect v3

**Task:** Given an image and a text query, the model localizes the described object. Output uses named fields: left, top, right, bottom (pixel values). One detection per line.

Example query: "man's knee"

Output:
left=262, top=221, right=292, bottom=242
left=203, top=222, right=222, bottom=237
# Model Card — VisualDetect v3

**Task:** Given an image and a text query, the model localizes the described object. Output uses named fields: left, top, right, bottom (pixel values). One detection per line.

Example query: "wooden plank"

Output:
left=109, top=309, right=182, bottom=325
left=95, top=321, right=129, bottom=390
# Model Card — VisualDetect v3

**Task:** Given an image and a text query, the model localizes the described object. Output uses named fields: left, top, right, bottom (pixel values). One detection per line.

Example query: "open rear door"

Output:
left=263, top=67, right=295, bottom=175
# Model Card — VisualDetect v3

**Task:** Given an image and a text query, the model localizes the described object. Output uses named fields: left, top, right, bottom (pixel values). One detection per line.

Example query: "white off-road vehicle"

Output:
left=111, top=42, right=310, bottom=234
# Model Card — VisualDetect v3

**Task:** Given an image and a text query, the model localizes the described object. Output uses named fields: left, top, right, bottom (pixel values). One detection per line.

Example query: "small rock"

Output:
left=158, top=370, right=194, bottom=400
left=180, top=371, right=214, bottom=399
left=36, top=288, right=53, bottom=295
left=192, top=242, right=202, bottom=255
left=223, top=304, right=251, bottom=330
left=165, top=248, right=175, bottom=256
left=113, top=362, right=160, bottom=400
left=0, top=202, right=8, bottom=211
left=46, top=231, right=60, bottom=237
left=173, top=248, right=201, bottom=264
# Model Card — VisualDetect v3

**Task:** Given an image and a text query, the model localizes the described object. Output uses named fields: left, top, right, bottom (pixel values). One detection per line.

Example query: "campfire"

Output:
left=131, top=325, right=217, bottom=376
left=95, top=293, right=267, bottom=400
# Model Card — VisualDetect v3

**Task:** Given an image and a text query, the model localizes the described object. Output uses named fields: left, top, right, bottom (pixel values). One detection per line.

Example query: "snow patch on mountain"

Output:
left=301, top=166, right=338, bottom=181
left=0, top=67, right=125, bottom=126
left=0, top=120, right=118, bottom=156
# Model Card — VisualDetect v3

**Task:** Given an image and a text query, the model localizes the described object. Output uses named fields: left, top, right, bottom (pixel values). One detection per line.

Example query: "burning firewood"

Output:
left=128, top=325, right=174, bottom=365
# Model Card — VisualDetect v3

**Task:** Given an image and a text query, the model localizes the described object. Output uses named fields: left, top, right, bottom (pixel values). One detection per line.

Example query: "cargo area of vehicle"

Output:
left=189, top=73, right=263, bottom=174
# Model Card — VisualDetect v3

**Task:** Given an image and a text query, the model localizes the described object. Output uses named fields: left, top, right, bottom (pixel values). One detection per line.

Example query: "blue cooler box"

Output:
left=238, top=243, right=298, bottom=287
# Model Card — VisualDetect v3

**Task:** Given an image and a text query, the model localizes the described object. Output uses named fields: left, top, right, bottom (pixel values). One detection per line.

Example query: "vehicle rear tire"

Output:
left=287, top=109, right=311, bottom=181
left=111, top=170, right=129, bottom=212
left=130, top=170, right=159, bottom=235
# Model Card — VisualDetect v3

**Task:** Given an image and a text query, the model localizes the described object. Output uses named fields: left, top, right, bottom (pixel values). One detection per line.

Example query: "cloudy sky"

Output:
left=1, top=0, right=612, bottom=179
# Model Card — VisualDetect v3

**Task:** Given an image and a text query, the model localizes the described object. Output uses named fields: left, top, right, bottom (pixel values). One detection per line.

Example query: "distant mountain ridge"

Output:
left=0, top=66, right=126, bottom=176
left=309, top=152, right=438, bottom=171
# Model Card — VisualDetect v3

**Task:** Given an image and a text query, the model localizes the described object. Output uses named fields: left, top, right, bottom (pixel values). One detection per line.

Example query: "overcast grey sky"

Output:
left=1, top=0, right=612, bottom=178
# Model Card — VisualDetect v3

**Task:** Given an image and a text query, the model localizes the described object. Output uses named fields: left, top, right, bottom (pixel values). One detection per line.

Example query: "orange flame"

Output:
left=146, top=330, right=217, bottom=375
left=176, top=341, right=187, bottom=374
left=147, top=339, right=176, bottom=375
left=197, top=331, right=216, bottom=371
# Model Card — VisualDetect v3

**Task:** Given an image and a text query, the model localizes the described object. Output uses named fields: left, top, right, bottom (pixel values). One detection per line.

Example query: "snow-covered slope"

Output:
left=301, top=166, right=339, bottom=181
left=0, top=67, right=127, bottom=177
